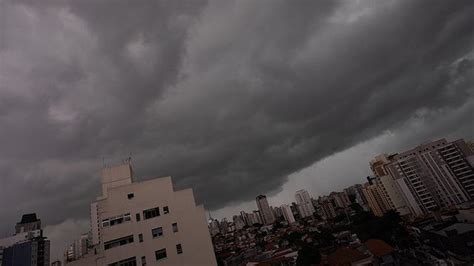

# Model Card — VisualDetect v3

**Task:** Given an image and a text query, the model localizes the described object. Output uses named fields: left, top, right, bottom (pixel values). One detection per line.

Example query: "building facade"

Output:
left=295, top=190, right=315, bottom=218
left=256, top=195, right=275, bottom=225
left=280, top=204, right=296, bottom=224
left=367, top=139, right=474, bottom=218
left=0, top=214, right=50, bottom=266
left=362, top=178, right=391, bottom=217
left=67, top=163, right=216, bottom=266
left=318, top=197, right=337, bottom=220
left=65, top=233, right=89, bottom=262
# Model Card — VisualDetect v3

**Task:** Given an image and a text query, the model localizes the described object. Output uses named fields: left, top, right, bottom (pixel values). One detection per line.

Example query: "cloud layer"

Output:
left=1, top=0, right=473, bottom=253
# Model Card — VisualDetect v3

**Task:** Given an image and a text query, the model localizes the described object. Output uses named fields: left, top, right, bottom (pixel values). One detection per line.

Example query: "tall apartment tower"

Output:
left=0, top=213, right=50, bottom=266
left=280, top=204, right=296, bottom=224
left=295, top=189, right=315, bottom=218
left=370, top=154, right=421, bottom=218
left=68, top=162, right=216, bottom=266
left=65, top=233, right=89, bottom=262
left=362, top=179, right=391, bottom=217
left=256, top=195, right=275, bottom=225
left=318, top=196, right=337, bottom=220
left=371, top=139, right=474, bottom=217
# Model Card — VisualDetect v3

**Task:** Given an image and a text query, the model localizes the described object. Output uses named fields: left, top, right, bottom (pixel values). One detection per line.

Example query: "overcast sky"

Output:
left=1, top=0, right=473, bottom=261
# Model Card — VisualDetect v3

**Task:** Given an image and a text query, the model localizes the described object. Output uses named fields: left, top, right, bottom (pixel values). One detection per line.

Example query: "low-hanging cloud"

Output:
left=1, top=0, right=473, bottom=244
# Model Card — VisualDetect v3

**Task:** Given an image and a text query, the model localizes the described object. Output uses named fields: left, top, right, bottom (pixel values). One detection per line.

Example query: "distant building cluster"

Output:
left=210, top=138, right=474, bottom=265
left=1, top=138, right=473, bottom=265
left=364, top=138, right=474, bottom=219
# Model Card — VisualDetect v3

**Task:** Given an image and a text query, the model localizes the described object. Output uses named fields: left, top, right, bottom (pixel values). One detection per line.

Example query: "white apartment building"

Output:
left=295, top=189, right=315, bottom=218
left=369, top=139, right=474, bottom=218
left=67, top=163, right=216, bottom=266
left=280, top=204, right=296, bottom=224
left=370, top=155, right=423, bottom=218
left=65, top=233, right=89, bottom=262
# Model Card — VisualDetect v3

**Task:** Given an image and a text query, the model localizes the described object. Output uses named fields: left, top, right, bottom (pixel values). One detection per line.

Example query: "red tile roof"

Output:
left=364, top=239, right=395, bottom=257
left=325, top=247, right=370, bottom=265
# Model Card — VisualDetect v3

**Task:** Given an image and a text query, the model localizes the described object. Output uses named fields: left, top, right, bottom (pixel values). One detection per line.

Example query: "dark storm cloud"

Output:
left=1, top=0, right=474, bottom=238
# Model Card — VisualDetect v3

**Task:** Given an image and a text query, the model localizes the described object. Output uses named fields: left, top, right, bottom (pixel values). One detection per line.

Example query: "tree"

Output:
left=349, top=203, right=363, bottom=213
left=296, top=246, right=321, bottom=266
left=350, top=210, right=412, bottom=248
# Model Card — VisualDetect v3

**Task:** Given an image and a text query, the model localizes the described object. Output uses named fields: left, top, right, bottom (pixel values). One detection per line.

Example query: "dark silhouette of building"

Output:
left=0, top=213, right=50, bottom=266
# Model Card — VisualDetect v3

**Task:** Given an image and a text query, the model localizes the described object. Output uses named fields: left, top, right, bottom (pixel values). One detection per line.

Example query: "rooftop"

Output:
left=19, top=213, right=39, bottom=224
left=325, top=246, right=370, bottom=265
left=364, top=239, right=395, bottom=257
left=433, top=223, right=474, bottom=237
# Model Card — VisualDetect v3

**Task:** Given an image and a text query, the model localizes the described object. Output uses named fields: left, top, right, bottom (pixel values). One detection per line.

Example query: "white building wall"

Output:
left=395, top=178, right=424, bottom=217
left=90, top=202, right=99, bottom=246
left=295, top=190, right=315, bottom=218
left=378, top=175, right=411, bottom=216
left=68, top=164, right=216, bottom=266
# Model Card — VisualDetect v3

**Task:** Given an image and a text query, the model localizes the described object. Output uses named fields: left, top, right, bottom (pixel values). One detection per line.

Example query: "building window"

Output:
left=141, top=256, right=146, bottom=266
left=102, top=219, right=110, bottom=227
left=172, top=223, right=178, bottom=233
left=104, top=235, right=134, bottom=250
left=143, top=207, right=160, bottom=220
left=136, top=213, right=141, bottom=222
left=127, top=193, right=134, bottom=199
left=110, top=215, right=124, bottom=226
left=152, top=227, right=163, bottom=238
left=155, top=248, right=167, bottom=261
left=139, top=233, right=143, bottom=243
left=163, top=206, right=169, bottom=214
left=176, top=244, right=183, bottom=254
left=108, top=256, right=137, bottom=266
left=102, top=213, right=131, bottom=228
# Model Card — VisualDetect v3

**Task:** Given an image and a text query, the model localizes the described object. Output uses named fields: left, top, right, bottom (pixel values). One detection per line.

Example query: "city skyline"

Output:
left=1, top=136, right=473, bottom=263
left=206, top=138, right=474, bottom=223
left=1, top=0, right=474, bottom=263
left=209, top=138, right=474, bottom=264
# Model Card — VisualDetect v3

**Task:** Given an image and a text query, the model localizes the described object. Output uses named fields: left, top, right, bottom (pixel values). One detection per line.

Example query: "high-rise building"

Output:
left=272, top=206, right=284, bottom=220
left=15, top=213, right=41, bottom=234
left=370, top=139, right=474, bottom=217
left=280, top=204, right=296, bottom=224
left=67, top=162, right=216, bottom=266
left=328, top=192, right=351, bottom=209
left=65, top=233, right=89, bottom=262
left=362, top=178, right=391, bottom=217
left=344, top=184, right=369, bottom=210
left=240, top=211, right=249, bottom=226
left=0, top=213, right=50, bottom=266
left=290, top=202, right=302, bottom=220
left=318, top=198, right=337, bottom=220
left=371, top=139, right=474, bottom=217
left=233, top=215, right=245, bottom=230
left=246, top=212, right=260, bottom=225
left=295, top=189, right=315, bottom=218
left=256, top=195, right=275, bottom=225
